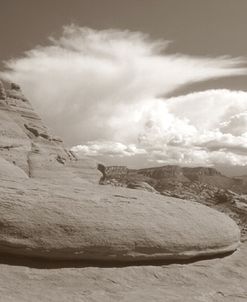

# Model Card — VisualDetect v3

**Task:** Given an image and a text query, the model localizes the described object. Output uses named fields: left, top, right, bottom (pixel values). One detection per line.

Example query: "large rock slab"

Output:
left=0, top=178, right=240, bottom=261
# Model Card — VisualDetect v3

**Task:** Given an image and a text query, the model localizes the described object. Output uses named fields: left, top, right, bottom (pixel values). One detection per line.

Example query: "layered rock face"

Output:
left=0, top=80, right=69, bottom=176
left=0, top=79, right=241, bottom=261
left=0, top=80, right=100, bottom=184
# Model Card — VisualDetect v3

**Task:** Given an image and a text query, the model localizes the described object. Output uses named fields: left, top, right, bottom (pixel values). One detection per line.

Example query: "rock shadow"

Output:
left=0, top=250, right=235, bottom=269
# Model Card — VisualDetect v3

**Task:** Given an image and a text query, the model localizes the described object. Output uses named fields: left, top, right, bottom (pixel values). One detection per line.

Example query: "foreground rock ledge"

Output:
left=0, top=178, right=240, bottom=261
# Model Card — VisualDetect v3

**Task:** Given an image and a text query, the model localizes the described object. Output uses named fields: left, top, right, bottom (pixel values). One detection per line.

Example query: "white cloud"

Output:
left=220, top=112, right=247, bottom=136
left=1, top=25, right=247, bottom=168
left=74, top=90, right=247, bottom=167
left=137, top=90, right=247, bottom=166
left=72, top=141, right=146, bottom=157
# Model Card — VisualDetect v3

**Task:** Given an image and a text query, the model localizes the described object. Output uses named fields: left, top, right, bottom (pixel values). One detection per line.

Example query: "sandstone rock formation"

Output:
left=0, top=79, right=241, bottom=262
left=0, top=179, right=240, bottom=260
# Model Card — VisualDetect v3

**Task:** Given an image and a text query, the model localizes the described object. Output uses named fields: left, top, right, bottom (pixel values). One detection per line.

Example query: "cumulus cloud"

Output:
left=72, top=141, right=146, bottom=157
left=136, top=90, right=247, bottom=166
left=1, top=25, right=247, bottom=167
left=220, top=112, right=247, bottom=136
left=72, top=90, right=247, bottom=167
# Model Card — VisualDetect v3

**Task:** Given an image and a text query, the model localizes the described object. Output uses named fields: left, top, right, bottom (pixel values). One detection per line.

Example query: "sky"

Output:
left=1, top=0, right=247, bottom=175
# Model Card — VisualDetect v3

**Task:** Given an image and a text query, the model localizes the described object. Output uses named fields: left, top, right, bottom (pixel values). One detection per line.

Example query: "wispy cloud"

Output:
left=1, top=25, right=247, bottom=167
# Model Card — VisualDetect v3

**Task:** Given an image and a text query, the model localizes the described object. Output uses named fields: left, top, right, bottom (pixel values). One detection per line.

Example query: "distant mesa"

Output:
left=0, top=79, right=241, bottom=261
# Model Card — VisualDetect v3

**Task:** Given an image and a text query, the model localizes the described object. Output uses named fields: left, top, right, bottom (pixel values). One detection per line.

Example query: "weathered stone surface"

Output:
left=0, top=178, right=240, bottom=261
left=0, top=157, right=28, bottom=179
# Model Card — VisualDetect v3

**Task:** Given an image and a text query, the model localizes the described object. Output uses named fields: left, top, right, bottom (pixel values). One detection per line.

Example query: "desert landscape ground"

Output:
left=0, top=79, right=247, bottom=301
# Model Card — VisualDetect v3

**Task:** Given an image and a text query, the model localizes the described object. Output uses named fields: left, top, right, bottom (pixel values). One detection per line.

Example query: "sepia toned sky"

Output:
left=1, top=0, right=247, bottom=174
left=1, top=0, right=247, bottom=92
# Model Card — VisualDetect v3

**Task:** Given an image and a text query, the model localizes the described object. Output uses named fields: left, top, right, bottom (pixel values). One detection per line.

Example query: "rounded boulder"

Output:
left=0, top=180, right=240, bottom=261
